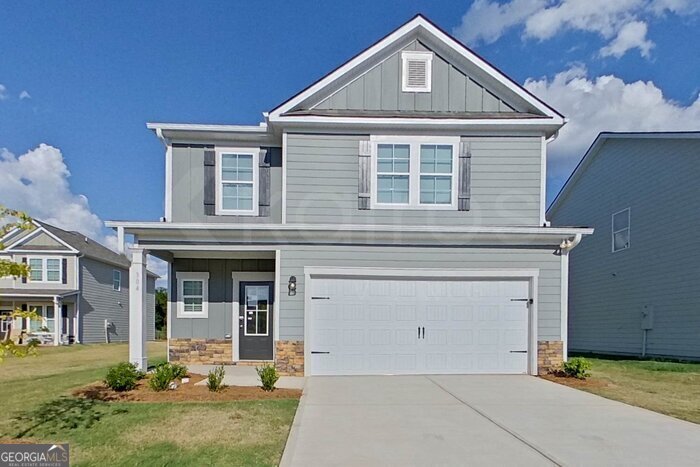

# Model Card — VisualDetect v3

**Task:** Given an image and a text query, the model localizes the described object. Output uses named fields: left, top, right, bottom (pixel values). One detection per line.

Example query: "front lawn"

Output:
left=0, top=342, right=299, bottom=466
left=545, top=356, right=700, bottom=424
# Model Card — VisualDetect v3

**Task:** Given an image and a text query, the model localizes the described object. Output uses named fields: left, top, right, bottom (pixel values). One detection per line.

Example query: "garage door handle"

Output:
left=311, top=351, right=330, bottom=354
left=311, top=297, right=330, bottom=300
left=511, top=298, right=534, bottom=304
left=509, top=350, right=528, bottom=353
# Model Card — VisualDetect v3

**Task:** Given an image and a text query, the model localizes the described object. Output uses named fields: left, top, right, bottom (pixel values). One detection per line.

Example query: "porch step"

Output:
left=235, top=360, right=274, bottom=367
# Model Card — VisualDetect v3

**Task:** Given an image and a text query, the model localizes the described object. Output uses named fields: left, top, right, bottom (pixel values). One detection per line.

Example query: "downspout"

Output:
left=541, top=130, right=560, bottom=227
left=559, top=233, right=582, bottom=362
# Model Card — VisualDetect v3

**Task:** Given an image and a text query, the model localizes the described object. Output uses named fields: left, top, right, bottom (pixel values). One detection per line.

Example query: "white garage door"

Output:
left=308, top=277, right=531, bottom=376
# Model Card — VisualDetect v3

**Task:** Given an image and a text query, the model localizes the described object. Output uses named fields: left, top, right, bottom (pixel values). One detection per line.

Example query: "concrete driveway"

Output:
left=280, top=375, right=700, bottom=466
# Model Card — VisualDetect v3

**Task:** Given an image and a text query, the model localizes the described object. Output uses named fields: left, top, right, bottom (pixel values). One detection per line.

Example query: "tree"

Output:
left=0, top=205, right=39, bottom=362
left=155, top=287, right=167, bottom=339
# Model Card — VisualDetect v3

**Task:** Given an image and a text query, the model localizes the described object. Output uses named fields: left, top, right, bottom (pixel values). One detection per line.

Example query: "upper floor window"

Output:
left=28, top=257, right=62, bottom=283
left=216, top=148, right=259, bottom=216
left=612, top=208, right=630, bottom=252
left=371, top=136, right=458, bottom=210
left=401, top=51, right=433, bottom=93
left=113, top=270, right=121, bottom=291
left=176, top=272, right=209, bottom=318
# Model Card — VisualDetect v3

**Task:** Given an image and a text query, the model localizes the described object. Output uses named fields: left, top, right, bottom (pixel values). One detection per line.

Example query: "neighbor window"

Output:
left=113, top=270, right=121, bottom=291
left=217, top=149, right=258, bottom=215
left=371, top=136, right=458, bottom=209
left=612, top=208, right=630, bottom=252
left=27, top=258, right=61, bottom=283
left=177, top=272, right=209, bottom=318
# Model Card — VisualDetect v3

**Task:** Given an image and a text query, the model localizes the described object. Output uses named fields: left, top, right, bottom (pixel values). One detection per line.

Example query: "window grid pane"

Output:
left=377, top=144, right=410, bottom=204
left=221, top=153, right=254, bottom=211
left=29, top=259, right=43, bottom=281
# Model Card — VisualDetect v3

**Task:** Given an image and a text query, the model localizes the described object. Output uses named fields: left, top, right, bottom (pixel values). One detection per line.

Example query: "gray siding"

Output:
left=14, top=231, right=68, bottom=249
left=170, top=258, right=275, bottom=339
left=79, top=257, right=130, bottom=343
left=286, top=134, right=542, bottom=225
left=0, top=253, right=78, bottom=290
left=171, top=145, right=282, bottom=223
left=550, top=138, right=700, bottom=359
left=312, top=40, right=515, bottom=113
left=278, top=245, right=561, bottom=341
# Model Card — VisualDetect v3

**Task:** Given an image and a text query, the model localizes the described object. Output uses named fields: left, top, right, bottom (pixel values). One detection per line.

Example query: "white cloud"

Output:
left=453, top=0, right=700, bottom=58
left=19, top=90, right=31, bottom=100
left=0, top=84, right=7, bottom=100
left=524, top=66, right=700, bottom=178
left=147, top=256, right=168, bottom=288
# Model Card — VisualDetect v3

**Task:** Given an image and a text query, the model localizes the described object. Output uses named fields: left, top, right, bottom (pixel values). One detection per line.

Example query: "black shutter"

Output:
left=61, top=258, right=68, bottom=284
left=259, top=148, right=270, bottom=217
left=203, top=149, right=216, bottom=216
left=358, top=140, right=371, bottom=210
left=458, top=142, right=472, bottom=211
left=21, top=257, right=27, bottom=283
left=61, top=304, right=68, bottom=318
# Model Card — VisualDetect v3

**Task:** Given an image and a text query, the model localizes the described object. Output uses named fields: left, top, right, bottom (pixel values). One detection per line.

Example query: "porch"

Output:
left=0, top=289, right=80, bottom=345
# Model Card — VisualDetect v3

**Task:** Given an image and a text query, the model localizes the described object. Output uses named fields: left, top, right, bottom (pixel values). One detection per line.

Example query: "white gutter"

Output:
left=147, top=122, right=268, bottom=133
left=559, top=233, right=582, bottom=252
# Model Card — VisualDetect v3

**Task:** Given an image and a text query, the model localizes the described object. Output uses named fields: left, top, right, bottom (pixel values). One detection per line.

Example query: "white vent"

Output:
left=402, top=51, right=432, bottom=93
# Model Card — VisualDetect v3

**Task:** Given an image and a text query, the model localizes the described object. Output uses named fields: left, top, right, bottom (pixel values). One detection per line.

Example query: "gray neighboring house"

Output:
left=548, top=132, right=700, bottom=360
left=110, top=14, right=591, bottom=375
left=0, top=220, right=156, bottom=345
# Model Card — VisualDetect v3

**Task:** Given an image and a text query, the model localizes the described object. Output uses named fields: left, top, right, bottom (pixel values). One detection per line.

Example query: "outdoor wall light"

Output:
left=288, top=276, right=297, bottom=296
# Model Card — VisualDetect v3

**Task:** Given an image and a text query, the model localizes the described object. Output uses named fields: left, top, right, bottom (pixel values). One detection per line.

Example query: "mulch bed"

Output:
left=540, top=373, right=611, bottom=389
left=73, top=375, right=301, bottom=403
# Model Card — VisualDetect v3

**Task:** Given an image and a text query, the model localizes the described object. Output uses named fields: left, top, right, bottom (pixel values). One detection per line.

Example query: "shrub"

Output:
left=148, top=363, right=187, bottom=391
left=104, top=362, right=143, bottom=392
left=206, top=365, right=226, bottom=392
left=256, top=364, right=279, bottom=392
left=561, top=357, right=592, bottom=379
left=170, top=363, right=188, bottom=380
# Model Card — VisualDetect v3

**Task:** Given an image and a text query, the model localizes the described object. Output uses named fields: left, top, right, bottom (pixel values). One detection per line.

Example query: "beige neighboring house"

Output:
left=0, top=220, right=157, bottom=345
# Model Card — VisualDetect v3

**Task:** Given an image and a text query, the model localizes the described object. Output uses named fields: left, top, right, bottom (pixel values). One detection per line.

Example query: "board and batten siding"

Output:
left=311, top=40, right=515, bottom=114
left=79, top=257, right=155, bottom=343
left=170, top=258, right=275, bottom=339
left=171, top=145, right=282, bottom=223
left=550, top=138, right=700, bottom=359
left=278, top=245, right=561, bottom=342
left=285, top=133, right=542, bottom=225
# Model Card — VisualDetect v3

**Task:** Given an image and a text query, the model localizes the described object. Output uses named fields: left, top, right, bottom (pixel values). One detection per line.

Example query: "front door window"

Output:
left=244, top=285, right=269, bottom=336
left=238, top=281, right=274, bottom=361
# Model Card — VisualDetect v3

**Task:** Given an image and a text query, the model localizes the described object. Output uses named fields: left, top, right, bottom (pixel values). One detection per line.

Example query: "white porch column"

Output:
left=53, top=296, right=62, bottom=346
left=129, top=248, right=148, bottom=370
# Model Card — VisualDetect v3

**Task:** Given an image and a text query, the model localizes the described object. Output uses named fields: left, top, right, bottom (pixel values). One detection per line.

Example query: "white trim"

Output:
left=166, top=261, right=172, bottom=361
left=3, top=223, right=79, bottom=253
left=611, top=207, right=631, bottom=253
left=269, top=15, right=563, bottom=122
left=539, top=135, right=546, bottom=226
left=560, top=252, right=569, bottom=362
left=271, top=115, right=561, bottom=130
left=303, top=267, right=540, bottom=376
left=231, top=271, right=276, bottom=362
left=215, top=147, right=260, bottom=216
left=274, top=249, right=281, bottom=346
left=164, top=143, right=173, bottom=221
left=401, top=51, right=433, bottom=93
left=147, top=122, right=268, bottom=133
left=241, top=283, right=271, bottom=337
left=282, top=132, right=288, bottom=224
left=27, top=256, right=64, bottom=283
left=370, top=135, right=459, bottom=210
left=176, top=272, right=209, bottom=318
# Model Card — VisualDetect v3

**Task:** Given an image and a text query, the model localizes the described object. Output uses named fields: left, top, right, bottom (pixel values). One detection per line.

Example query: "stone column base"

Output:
left=275, top=340, right=304, bottom=376
left=538, top=340, right=564, bottom=373
left=169, top=338, right=233, bottom=365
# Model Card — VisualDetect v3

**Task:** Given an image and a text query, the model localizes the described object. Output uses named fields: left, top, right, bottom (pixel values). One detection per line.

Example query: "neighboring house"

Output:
left=109, top=15, right=591, bottom=375
left=548, top=132, right=700, bottom=360
left=0, top=220, right=157, bottom=345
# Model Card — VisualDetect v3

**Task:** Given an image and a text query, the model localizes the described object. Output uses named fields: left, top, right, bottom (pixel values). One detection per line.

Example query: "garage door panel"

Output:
left=309, top=278, right=531, bottom=375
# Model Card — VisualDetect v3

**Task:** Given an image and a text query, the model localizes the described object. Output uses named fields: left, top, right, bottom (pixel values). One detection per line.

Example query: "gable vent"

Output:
left=402, top=51, right=433, bottom=93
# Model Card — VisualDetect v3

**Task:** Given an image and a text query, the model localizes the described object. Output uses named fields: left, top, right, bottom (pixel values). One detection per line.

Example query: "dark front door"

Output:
left=239, top=282, right=274, bottom=360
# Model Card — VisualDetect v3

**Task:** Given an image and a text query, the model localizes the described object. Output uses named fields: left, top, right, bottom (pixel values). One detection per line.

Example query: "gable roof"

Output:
left=547, top=131, right=700, bottom=218
left=268, top=14, right=564, bottom=129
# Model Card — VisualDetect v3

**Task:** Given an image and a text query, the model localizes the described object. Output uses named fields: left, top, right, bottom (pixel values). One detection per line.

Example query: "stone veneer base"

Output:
left=275, top=340, right=304, bottom=376
left=538, top=340, right=564, bottom=373
left=169, top=338, right=232, bottom=365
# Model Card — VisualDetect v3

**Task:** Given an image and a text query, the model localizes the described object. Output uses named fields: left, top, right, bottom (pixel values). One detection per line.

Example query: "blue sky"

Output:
left=1, top=1, right=699, bottom=250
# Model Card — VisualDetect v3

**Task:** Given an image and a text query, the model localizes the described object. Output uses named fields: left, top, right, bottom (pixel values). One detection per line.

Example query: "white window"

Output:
left=177, top=272, right=209, bottom=318
left=371, top=136, right=459, bottom=210
left=27, top=258, right=62, bottom=283
left=612, top=208, right=631, bottom=252
left=113, top=270, right=121, bottom=291
left=401, top=51, right=433, bottom=93
left=216, top=148, right=259, bottom=216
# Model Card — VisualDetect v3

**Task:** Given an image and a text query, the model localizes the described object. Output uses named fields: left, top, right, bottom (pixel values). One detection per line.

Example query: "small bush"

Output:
left=148, top=363, right=187, bottom=391
left=104, top=362, right=143, bottom=392
left=170, top=363, right=188, bottom=380
left=206, top=365, right=226, bottom=392
left=256, top=364, right=279, bottom=392
left=561, top=357, right=592, bottom=379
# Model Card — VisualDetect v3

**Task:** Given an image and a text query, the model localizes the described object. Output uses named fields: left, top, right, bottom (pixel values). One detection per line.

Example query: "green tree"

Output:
left=1, top=205, right=40, bottom=361
left=155, top=287, right=167, bottom=339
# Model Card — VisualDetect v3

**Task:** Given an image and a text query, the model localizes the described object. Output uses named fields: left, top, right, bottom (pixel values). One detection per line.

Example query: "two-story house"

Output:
left=109, top=15, right=591, bottom=375
left=0, top=220, right=157, bottom=345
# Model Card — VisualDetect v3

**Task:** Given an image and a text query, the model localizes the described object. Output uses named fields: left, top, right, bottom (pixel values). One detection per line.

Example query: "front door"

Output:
left=239, top=282, right=274, bottom=360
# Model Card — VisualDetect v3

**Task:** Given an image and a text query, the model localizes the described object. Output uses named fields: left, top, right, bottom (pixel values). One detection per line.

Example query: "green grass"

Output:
left=568, top=356, right=700, bottom=424
left=0, top=343, right=299, bottom=466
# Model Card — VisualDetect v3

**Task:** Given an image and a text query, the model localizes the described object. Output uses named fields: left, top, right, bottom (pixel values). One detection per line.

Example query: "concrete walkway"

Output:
left=187, top=364, right=305, bottom=390
left=281, top=375, right=700, bottom=467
